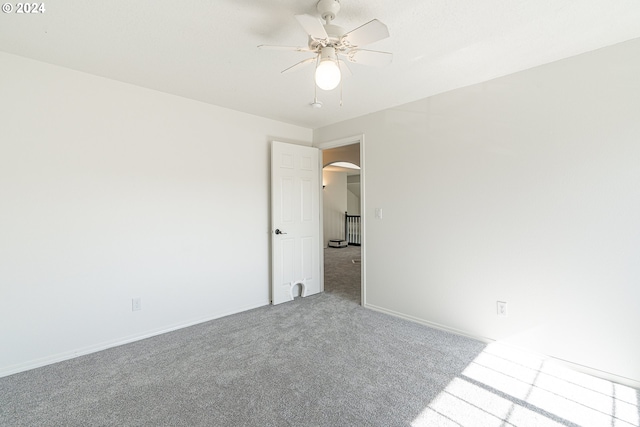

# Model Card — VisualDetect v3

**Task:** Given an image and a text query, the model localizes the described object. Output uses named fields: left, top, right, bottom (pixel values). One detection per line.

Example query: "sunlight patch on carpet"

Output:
left=412, top=343, right=639, bottom=427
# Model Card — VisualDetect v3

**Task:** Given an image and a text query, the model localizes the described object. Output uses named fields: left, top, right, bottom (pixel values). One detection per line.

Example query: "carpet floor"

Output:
left=1, top=246, right=638, bottom=426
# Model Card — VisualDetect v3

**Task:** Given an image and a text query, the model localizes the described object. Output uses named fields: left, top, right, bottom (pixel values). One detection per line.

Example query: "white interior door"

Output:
left=271, top=141, right=321, bottom=305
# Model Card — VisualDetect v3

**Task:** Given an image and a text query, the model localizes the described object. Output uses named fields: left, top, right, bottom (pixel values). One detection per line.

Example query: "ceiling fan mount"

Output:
left=316, top=0, right=341, bottom=22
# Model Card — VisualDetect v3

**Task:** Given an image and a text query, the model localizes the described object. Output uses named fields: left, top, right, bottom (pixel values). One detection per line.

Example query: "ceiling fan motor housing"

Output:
left=317, top=0, right=340, bottom=22
left=309, top=23, right=344, bottom=50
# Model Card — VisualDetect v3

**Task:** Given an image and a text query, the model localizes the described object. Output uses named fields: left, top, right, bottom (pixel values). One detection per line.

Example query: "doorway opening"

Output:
left=317, top=136, right=364, bottom=305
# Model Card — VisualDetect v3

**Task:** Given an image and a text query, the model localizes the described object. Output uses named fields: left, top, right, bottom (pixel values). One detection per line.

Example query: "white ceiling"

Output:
left=2, top=1, right=640, bottom=129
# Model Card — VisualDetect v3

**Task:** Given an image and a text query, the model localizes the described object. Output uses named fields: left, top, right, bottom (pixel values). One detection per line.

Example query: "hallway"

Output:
left=323, top=245, right=361, bottom=303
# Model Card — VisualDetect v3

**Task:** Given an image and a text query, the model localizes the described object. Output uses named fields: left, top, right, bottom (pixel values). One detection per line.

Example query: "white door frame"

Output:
left=314, top=134, right=365, bottom=305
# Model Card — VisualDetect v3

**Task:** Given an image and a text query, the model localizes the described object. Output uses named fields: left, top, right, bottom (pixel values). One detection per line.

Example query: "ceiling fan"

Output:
left=258, top=0, right=392, bottom=94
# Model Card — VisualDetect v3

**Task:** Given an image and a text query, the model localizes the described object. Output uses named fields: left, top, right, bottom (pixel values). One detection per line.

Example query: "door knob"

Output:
left=275, top=229, right=287, bottom=235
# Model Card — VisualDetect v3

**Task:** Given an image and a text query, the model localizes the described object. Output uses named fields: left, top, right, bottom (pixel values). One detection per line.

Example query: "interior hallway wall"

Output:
left=322, top=170, right=348, bottom=247
left=347, top=189, right=360, bottom=215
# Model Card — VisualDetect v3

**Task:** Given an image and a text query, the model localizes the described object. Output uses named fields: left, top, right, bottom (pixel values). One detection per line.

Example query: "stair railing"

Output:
left=345, top=211, right=361, bottom=246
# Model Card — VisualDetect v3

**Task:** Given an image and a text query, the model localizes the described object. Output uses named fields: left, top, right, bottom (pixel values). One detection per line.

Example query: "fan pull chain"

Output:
left=312, top=54, right=321, bottom=107
left=340, top=76, right=343, bottom=107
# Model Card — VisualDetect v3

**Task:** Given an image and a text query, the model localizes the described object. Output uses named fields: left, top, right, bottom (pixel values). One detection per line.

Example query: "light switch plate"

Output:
left=497, top=301, right=507, bottom=317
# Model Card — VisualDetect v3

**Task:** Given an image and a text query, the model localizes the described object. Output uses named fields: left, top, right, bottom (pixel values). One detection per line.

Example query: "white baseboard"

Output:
left=364, top=303, right=494, bottom=343
left=0, top=300, right=269, bottom=379
left=364, top=303, right=640, bottom=390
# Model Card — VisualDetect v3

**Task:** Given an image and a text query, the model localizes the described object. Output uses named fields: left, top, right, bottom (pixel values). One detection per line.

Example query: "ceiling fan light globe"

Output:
left=315, top=59, right=341, bottom=90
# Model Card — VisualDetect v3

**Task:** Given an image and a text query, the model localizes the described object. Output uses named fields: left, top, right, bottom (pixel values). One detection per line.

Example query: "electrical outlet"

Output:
left=497, top=301, right=507, bottom=317
left=132, top=298, right=142, bottom=311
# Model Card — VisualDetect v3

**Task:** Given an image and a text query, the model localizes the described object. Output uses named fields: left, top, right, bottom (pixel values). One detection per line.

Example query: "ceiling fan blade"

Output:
left=342, top=19, right=389, bottom=47
left=338, top=59, right=353, bottom=78
left=295, top=14, right=328, bottom=40
left=281, top=57, right=317, bottom=74
left=346, top=49, right=393, bottom=67
left=258, top=45, right=311, bottom=52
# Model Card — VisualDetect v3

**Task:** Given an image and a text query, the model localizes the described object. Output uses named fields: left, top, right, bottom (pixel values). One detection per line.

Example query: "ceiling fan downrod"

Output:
left=317, top=0, right=340, bottom=24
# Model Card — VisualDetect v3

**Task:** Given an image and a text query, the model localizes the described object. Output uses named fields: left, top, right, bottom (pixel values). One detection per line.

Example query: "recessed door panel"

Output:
left=281, top=238, right=295, bottom=285
left=301, top=236, right=313, bottom=281
left=300, top=155, right=312, bottom=171
left=281, top=153, right=294, bottom=169
left=281, top=177, right=293, bottom=223
left=301, top=178, right=312, bottom=222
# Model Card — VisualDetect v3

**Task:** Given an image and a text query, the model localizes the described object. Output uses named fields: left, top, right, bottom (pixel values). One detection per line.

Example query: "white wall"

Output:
left=347, top=189, right=360, bottom=215
left=314, top=38, right=640, bottom=386
left=322, top=170, right=347, bottom=246
left=347, top=175, right=361, bottom=215
left=0, top=52, right=312, bottom=376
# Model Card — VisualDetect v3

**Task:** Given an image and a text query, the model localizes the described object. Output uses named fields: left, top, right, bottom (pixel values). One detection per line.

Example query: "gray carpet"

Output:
left=323, top=244, right=362, bottom=303
left=1, top=246, right=638, bottom=426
